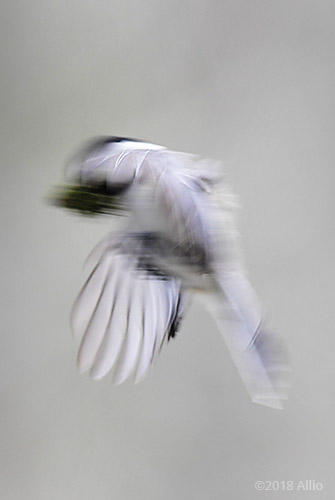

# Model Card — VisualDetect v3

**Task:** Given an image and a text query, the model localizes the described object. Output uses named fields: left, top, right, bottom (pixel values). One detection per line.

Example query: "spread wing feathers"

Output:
left=212, top=271, right=290, bottom=409
left=71, top=238, right=184, bottom=382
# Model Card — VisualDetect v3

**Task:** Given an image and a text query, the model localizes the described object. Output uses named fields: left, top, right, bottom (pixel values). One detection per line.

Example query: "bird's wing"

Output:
left=71, top=234, right=185, bottom=384
left=66, top=137, right=164, bottom=188
left=211, top=271, right=290, bottom=409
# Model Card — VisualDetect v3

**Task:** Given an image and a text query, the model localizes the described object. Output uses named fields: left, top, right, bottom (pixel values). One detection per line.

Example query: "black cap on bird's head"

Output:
left=73, top=135, right=160, bottom=158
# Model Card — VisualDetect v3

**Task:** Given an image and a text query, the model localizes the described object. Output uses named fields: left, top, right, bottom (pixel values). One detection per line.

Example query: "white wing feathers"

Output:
left=71, top=237, right=183, bottom=383
left=112, top=277, right=143, bottom=384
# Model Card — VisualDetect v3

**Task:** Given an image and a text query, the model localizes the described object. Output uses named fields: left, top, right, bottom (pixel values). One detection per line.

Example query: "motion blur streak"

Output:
left=54, top=136, right=289, bottom=408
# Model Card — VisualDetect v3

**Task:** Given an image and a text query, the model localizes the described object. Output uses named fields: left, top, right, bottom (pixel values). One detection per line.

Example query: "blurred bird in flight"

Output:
left=53, top=136, right=289, bottom=409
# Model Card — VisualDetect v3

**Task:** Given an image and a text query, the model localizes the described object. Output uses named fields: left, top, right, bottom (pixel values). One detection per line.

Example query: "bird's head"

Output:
left=49, top=136, right=164, bottom=216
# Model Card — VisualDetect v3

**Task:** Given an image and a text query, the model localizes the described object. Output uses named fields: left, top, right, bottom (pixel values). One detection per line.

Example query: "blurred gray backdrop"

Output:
left=1, top=1, right=334, bottom=499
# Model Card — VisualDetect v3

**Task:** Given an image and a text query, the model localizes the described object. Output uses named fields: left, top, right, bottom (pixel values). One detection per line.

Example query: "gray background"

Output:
left=1, top=1, right=334, bottom=499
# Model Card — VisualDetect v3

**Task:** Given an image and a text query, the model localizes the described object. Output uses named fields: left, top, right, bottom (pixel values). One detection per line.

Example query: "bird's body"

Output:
left=55, top=136, right=289, bottom=408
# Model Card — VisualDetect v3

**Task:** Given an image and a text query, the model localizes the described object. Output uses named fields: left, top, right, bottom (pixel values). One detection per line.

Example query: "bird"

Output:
left=53, top=136, right=289, bottom=409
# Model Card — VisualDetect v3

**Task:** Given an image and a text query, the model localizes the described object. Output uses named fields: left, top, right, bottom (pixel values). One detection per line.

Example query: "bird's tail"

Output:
left=209, top=270, right=290, bottom=409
